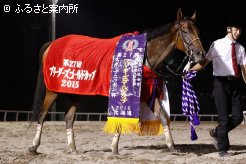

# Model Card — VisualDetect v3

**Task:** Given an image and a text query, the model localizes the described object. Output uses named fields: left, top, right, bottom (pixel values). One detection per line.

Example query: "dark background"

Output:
left=0, top=0, right=246, bottom=115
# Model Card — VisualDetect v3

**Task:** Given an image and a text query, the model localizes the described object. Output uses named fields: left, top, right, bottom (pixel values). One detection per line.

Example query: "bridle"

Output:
left=145, top=20, right=201, bottom=77
left=177, top=24, right=201, bottom=61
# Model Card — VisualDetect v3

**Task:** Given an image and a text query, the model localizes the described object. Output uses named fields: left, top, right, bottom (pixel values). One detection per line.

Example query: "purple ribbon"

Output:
left=182, top=70, right=200, bottom=141
left=108, top=33, right=147, bottom=118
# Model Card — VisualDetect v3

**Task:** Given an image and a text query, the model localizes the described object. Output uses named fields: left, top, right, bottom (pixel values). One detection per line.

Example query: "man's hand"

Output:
left=241, top=65, right=246, bottom=84
left=190, top=59, right=210, bottom=72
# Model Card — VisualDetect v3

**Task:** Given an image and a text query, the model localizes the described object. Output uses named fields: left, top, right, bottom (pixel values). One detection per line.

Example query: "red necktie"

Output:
left=231, top=42, right=240, bottom=78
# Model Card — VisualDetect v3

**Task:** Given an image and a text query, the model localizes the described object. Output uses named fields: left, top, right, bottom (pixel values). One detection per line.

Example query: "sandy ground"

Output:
left=0, top=121, right=246, bottom=164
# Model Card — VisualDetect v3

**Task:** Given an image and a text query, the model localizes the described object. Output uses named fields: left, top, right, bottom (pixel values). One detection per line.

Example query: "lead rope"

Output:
left=182, top=69, right=200, bottom=141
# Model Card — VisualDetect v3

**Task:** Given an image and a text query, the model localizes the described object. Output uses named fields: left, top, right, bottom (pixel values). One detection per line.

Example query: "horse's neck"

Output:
left=146, top=35, right=176, bottom=71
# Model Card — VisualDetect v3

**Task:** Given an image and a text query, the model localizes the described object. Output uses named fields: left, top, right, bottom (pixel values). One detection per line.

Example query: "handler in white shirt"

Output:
left=190, top=17, right=246, bottom=157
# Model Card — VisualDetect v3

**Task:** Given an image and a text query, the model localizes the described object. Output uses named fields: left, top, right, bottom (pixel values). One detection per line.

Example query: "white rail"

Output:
left=0, top=110, right=107, bottom=122
left=0, top=110, right=245, bottom=124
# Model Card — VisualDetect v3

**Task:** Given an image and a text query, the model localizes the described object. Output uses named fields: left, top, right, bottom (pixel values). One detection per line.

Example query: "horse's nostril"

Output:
left=198, top=51, right=204, bottom=57
left=202, top=52, right=206, bottom=58
left=199, top=51, right=202, bottom=55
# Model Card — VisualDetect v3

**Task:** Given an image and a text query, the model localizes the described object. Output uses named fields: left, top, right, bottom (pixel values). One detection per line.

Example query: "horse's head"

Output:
left=175, top=8, right=206, bottom=63
left=145, top=8, right=206, bottom=76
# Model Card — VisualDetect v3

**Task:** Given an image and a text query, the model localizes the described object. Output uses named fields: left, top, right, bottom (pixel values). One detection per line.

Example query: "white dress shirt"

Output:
left=206, top=36, right=246, bottom=76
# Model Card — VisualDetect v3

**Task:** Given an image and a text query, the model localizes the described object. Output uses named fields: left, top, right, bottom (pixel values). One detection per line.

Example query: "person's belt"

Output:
left=214, top=76, right=239, bottom=80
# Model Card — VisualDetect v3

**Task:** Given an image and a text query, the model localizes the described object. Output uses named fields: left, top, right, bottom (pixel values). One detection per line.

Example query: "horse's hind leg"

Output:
left=153, top=98, right=175, bottom=151
left=111, top=132, right=121, bottom=155
left=29, top=90, right=58, bottom=155
left=64, top=95, right=79, bottom=154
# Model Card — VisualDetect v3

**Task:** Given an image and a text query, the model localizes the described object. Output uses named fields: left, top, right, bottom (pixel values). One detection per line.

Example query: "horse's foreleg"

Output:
left=163, top=121, right=175, bottom=151
left=110, top=131, right=121, bottom=155
left=64, top=95, right=79, bottom=154
left=154, top=98, right=175, bottom=151
left=29, top=90, right=58, bottom=155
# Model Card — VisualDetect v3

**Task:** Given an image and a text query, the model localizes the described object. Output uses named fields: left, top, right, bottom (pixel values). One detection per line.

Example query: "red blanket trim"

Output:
left=140, top=65, right=164, bottom=101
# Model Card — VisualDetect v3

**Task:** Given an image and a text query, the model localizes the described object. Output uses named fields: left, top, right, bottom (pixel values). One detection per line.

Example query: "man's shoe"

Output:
left=209, top=129, right=219, bottom=150
left=219, top=150, right=232, bottom=157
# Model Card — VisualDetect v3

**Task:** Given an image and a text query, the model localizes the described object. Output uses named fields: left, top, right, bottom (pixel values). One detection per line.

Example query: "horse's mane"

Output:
left=144, top=17, right=193, bottom=41
left=144, top=23, right=172, bottom=41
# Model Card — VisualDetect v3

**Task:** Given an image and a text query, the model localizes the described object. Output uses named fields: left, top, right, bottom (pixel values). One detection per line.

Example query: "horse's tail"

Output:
left=28, top=42, right=51, bottom=127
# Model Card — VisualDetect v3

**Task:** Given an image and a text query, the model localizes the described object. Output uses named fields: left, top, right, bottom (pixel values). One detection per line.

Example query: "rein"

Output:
left=165, top=55, right=189, bottom=76
left=144, top=49, right=169, bottom=77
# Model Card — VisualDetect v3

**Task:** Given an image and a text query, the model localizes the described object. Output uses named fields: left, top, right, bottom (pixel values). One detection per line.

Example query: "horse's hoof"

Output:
left=27, top=147, right=38, bottom=155
left=72, top=150, right=79, bottom=154
left=112, top=151, right=119, bottom=155
left=66, top=149, right=78, bottom=154
left=168, top=145, right=176, bottom=152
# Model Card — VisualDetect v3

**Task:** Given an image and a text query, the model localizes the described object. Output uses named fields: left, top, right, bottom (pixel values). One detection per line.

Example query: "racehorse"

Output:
left=28, top=8, right=206, bottom=155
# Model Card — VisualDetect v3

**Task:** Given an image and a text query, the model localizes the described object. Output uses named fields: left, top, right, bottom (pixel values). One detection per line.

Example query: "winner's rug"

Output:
left=44, top=34, right=122, bottom=96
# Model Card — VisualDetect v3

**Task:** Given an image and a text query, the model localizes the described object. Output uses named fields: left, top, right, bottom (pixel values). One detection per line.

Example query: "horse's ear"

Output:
left=191, top=10, right=197, bottom=22
left=177, top=8, right=182, bottom=21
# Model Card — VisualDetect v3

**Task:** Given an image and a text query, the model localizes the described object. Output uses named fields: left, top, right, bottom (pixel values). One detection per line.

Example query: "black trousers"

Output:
left=212, top=76, right=243, bottom=151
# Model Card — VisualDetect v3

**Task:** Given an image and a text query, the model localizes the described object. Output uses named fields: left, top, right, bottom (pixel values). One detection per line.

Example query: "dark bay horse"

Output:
left=28, top=8, right=206, bottom=155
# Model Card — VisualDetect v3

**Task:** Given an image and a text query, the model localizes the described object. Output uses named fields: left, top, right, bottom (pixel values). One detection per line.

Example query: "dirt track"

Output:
left=0, top=121, right=246, bottom=164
